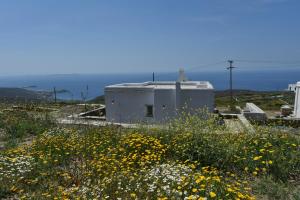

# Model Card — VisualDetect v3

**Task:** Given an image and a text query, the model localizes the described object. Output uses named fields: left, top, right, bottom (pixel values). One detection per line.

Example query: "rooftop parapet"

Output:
left=105, top=81, right=214, bottom=90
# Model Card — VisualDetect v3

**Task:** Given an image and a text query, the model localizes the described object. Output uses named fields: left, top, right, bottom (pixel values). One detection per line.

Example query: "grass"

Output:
left=215, top=90, right=294, bottom=110
left=252, top=176, right=300, bottom=200
left=0, top=108, right=54, bottom=148
left=0, top=106, right=299, bottom=199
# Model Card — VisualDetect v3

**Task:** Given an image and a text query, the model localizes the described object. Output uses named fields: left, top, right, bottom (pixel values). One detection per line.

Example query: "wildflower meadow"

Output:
left=0, top=108, right=299, bottom=199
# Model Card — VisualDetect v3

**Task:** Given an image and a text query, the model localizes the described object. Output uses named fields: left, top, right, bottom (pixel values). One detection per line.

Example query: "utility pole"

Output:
left=152, top=72, right=155, bottom=82
left=227, top=60, right=235, bottom=110
left=53, top=87, right=57, bottom=103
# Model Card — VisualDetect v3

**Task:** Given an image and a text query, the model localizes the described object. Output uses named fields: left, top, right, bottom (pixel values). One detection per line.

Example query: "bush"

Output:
left=252, top=176, right=300, bottom=200
left=0, top=110, right=54, bottom=141
left=163, top=111, right=300, bottom=182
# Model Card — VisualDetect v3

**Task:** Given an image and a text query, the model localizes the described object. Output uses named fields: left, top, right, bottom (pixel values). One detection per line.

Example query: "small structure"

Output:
left=178, top=68, right=188, bottom=82
left=243, top=103, right=267, bottom=123
left=77, top=106, right=106, bottom=120
left=294, top=82, right=300, bottom=118
left=281, top=105, right=292, bottom=117
left=288, top=84, right=297, bottom=92
left=105, top=73, right=214, bottom=123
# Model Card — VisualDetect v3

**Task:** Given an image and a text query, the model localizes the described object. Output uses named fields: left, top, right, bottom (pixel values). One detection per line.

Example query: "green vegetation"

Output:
left=215, top=90, right=294, bottom=110
left=0, top=109, right=54, bottom=149
left=0, top=106, right=299, bottom=199
left=0, top=88, right=51, bottom=102
left=89, top=95, right=105, bottom=104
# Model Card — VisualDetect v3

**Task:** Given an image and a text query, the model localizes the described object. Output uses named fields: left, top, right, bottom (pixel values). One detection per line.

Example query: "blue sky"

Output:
left=0, top=0, right=299, bottom=75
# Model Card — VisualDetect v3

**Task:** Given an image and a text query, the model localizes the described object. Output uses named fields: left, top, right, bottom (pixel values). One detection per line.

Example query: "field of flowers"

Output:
left=0, top=109, right=299, bottom=199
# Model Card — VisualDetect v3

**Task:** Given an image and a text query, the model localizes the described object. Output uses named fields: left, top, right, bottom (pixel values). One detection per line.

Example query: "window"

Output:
left=146, top=105, right=153, bottom=117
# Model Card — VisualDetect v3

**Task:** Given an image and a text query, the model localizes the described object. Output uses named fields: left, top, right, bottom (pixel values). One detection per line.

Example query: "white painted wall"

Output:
left=105, top=83, right=215, bottom=123
left=243, top=103, right=267, bottom=122
left=294, top=82, right=300, bottom=118
left=105, top=88, right=154, bottom=123
left=288, top=84, right=296, bottom=92
left=180, top=89, right=215, bottom=114
left=154, top=89, right=176, bottom=122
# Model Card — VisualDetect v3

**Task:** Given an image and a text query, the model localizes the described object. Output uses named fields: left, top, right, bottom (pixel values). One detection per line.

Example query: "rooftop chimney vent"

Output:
left=178, top=68, right=188, bottom=82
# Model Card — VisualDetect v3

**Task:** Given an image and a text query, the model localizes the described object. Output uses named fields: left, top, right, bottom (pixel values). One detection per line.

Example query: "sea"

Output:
left=0, top=69, right=299, bottom=100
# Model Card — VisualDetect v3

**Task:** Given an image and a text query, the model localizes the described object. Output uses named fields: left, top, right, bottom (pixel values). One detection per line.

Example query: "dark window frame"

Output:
left=145, top=104, right=153, bottom=117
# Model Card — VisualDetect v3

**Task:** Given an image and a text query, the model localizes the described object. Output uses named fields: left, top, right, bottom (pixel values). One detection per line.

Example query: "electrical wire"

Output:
left=185, top=61, right=226, bottom=71
left=235, top=59, right=300, bottom=65
left=156, top=59, right=300, bottom=75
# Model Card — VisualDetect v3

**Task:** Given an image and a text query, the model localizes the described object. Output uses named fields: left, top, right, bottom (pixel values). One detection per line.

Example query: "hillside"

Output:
left=0, top=88, right=51, bottom=102
left=215, top=89, right=294, bottom=110
left=0, top=106, right=299, bottom=199
left=88, top=90, right=295, bottom=111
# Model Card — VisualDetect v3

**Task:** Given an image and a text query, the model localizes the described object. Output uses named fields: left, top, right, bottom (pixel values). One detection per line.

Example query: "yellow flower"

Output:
left=268, top=160, right=273, bottom=164
left=210, top=192, right=216, bottom=198
left=192, top=188, right=198, bottom=193
left=10, top=186, right=17, bottom=192
left=158, top=197, right=168, bottom=200
left=196, top=175, right=205, bottom=183
left=190, top=164, right=196, bottom=169
left=253, top=156, right=262, bottom=161
left=130, top=193, right=136, bottom=198
left=237, top=192, right=245, bottom=198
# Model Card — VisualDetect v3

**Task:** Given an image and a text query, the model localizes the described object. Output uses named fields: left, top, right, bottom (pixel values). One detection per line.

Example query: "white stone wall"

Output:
left=105, top=84, right=215, bottom=123
left=179, top=89, right=215, bottom=114
left=288, top=84, right=296, bottom=92
left=294, top=82, right=300, bottom=118
left=243, top=103, right=267, bottom=122
left=154, top=89, right=176, bottom=122
left=105, top=88, right=154, bottom=123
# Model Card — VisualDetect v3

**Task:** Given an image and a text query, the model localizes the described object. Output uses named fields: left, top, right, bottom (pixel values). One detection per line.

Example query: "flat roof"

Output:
left=105, top=81, right=214, bottom=90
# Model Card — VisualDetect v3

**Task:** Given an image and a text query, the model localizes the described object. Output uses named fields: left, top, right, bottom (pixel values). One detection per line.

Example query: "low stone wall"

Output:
left=243, top=103, right=267, bottom=123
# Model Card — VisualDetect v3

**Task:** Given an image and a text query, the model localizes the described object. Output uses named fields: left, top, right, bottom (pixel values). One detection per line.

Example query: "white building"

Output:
left=294, top=82, right=300, bottom=118
left=105, top=81, right=214, bottom=123
left=288, top=84, right=297, bottom=92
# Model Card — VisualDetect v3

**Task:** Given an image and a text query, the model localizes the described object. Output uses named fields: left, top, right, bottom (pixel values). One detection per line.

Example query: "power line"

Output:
left=153, top=59, right=300, bottom=78
left=235, top=59, right=300, bottom=65
left=185, top=61, right=226, bottom=71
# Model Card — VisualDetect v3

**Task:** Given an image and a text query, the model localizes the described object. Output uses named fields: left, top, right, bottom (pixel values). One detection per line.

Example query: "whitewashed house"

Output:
left=288, top=84, right=297, bottom=92
left=105, top=72, right=214, bottom=123
left=294, top=82, right=300, bottom=118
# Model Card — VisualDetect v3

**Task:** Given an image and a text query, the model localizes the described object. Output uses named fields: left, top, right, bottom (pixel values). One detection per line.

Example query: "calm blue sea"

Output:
left=0, top=69, right=299, bottom=100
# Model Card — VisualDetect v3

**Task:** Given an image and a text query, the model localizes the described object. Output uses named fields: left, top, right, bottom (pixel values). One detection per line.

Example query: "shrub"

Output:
left=0, top=110, right=54, bottom=141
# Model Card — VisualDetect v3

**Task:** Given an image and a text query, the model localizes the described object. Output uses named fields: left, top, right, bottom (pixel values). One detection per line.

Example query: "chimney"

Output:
left=178, top=68, right=188, bottom=82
